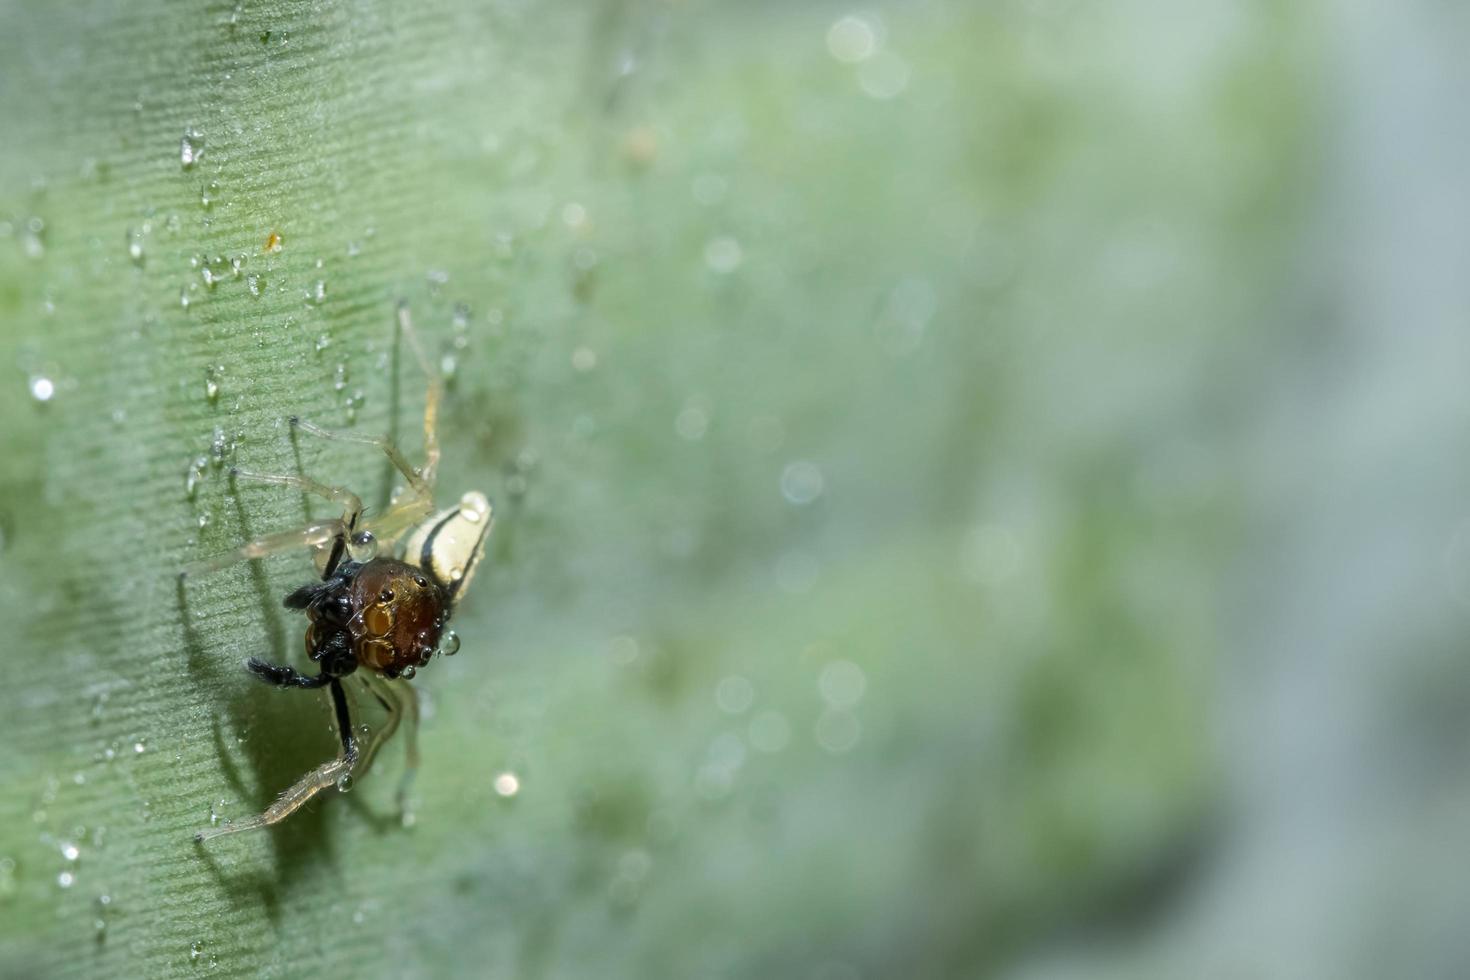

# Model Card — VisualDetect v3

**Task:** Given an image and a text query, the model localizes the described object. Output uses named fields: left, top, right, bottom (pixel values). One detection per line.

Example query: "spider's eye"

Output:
left=378, top=587, right=395, bottom=603
left=414, top=575, right=428, bottom=588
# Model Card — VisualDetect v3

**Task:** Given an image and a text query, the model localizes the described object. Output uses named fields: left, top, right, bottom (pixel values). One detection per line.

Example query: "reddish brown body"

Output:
left=299, top=557, right=448, bottom=679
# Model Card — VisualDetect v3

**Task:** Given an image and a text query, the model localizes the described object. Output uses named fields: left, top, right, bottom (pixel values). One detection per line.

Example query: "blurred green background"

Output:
left=5, top=0, right=1464, bottom=977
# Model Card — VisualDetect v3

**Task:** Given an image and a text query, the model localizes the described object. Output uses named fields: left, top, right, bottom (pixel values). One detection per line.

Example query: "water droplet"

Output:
left=858, top=51, right=910, bottom=100
left=314, top=333, right=331, bottom=352
left=780, top=461, right=825, bottom=505
left=814, top=709, right=860, bottom=753
left=21, top=216, right=44, bottom=259
left=458, top=492, right=489, bottom=522
left=28, top=375, right=54, bottom=403
left=179, top=286, right=191, bottom=310
left=715, top=676, right=755, bottom=714
left=247, top=273, right=264, bottom=297
left=204, top=367, right=220, bottom=402
left=399, top=665, right=417, bottom=680
left=57, top=871, right=75, bottom=889
left=126, top=228, right=144, bottom=265
left=819, top=660, right=866, bottom=708
left=209, top=426, right=229, bottom=465
left=190, top=941, right=203, bottom=961
left=60, top=842, right=80, bottom=862
left=675, top=403, right=709, bottom=441
left=200, top=181, right=219, bottom=209
left=185, top=456, right=207, bottom=498
left=438, top=630, right=459, bottom=657
left=748, top=710, right=791, bottom=753
left=132, top=739, right=146, bottom=754
left=307, top=280, right=326, bottom=305
left=493, top=771, right=520, bottom=797
left=826, top=14, right=878, bottom=64
left=180, top=129, right=202, bottom=169
left=347, top=530, right=378, bottom=561
left=570, top=346, right=597, bottom=372
left=335, top=774, right=354, bottom=793
left=703, top=236, right=743, bottom=274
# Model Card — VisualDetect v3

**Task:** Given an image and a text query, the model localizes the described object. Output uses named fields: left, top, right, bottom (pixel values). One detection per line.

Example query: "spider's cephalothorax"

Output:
left=184, top=304, right=494, bottom=842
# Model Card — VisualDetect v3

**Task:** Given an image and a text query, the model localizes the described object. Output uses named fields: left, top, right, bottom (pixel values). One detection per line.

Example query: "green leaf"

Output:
left=0, top=1, right=1309, bottom=976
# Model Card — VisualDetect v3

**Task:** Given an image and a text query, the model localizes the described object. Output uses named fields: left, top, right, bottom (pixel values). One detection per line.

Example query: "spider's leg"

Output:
left=355, top=673, right=420, bottom=817
left=179, top=519, right=347, bottom=580
left=195, top=680, right=359, bottom=842
left=396, top=300, right=442, bottom=488
left=290, top=302, right=443, bottom=497
left=245, top=657, right=332, bottom=689
left=230, top=468, right=364, bottom=531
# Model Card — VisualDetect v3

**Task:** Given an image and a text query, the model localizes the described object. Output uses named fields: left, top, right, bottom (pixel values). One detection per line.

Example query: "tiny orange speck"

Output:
left=264, top=231, right=282, bottom=253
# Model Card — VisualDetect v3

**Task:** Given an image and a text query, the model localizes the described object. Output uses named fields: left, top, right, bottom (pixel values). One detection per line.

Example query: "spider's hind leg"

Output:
left=195, top=680, right=360, bottom=842
left=353, top=673, right=421, bottom=820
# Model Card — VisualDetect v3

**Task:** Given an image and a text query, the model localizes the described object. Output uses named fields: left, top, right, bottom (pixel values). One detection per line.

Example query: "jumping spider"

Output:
left=183, top=303, right=493, bottom=842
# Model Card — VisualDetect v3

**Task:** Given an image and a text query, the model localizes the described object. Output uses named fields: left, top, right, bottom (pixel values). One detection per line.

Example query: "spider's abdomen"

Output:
left=345, top=557, right=448, bottom=678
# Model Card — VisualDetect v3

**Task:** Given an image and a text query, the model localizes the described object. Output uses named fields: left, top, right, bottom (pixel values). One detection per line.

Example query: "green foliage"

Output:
left=0, top=1, right=1310, bottom=976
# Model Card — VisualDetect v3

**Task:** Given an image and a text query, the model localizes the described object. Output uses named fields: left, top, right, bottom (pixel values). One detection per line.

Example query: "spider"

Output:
left=183, top=303, right=494, bottom=842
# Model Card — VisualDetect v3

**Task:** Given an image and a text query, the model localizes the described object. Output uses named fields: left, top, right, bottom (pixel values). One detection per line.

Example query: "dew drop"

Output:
left=57, top=871, right=75, bottom=889
left=704, top=236, right=743, bottom=274
left=180, top=129, right=202, bottom=169
left=60, top=841, right=80, bottom=862
left=335, top=774, right=354, bottom=793
left=438, top=630, right=460, bottom=657
left=493, top=771, right=520, bottom=797
left=28, top=375, right=55, bottom=403
left=400, top=665, right=417, bottom=680
left=204, top=366, right=220, bottom=402
left=126, top=228, right=144, bottom=265
left=179, top=286, right=191, bottom=310
left=780, top=460, right=825, bottom=505
left=307, top=280, right=326, bottom=305
left=246, top=273, right=264, bottom=297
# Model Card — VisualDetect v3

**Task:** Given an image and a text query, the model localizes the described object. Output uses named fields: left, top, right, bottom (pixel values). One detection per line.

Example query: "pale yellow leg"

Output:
left=355, top=673, right=420, bottom=816
left=195, top=684, right=360, bottom=842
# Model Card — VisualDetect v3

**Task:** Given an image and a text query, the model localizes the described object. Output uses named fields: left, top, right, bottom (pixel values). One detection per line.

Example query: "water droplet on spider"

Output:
left=126, top=228, right=144, bottom=264
left=438, top=630, right=460, bottom=656
left=179, top=129, right=202, bottom=169
left=28, top=375, right=55, bottom=403
left=247, top=273, right=264, bottom=297
left=347, top=530, right=378, bottom=561
left=335, top=774, right=354, bottom=793
left=399, top=665, right=417, bottom=680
